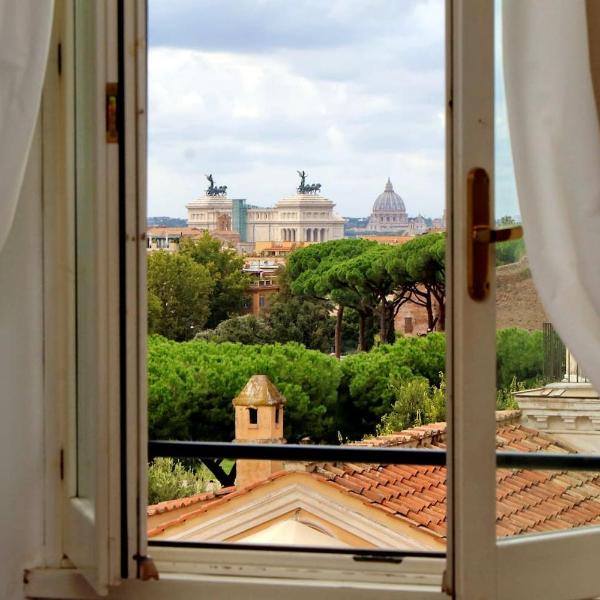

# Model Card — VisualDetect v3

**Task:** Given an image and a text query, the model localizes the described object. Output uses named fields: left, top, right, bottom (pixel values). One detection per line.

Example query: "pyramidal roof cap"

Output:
left=233, top=374, right=286, bottom=407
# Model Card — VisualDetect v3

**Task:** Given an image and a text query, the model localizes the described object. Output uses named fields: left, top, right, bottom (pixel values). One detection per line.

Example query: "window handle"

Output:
left=467, top=168, right=523, bottom=301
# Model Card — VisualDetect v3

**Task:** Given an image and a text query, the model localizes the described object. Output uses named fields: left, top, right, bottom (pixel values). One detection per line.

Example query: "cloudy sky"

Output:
left=148, top=0, right=518, bottom=219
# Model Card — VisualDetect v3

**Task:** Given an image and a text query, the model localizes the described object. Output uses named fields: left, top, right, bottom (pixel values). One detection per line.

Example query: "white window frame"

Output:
left=28, top=0, right=600, bottom=599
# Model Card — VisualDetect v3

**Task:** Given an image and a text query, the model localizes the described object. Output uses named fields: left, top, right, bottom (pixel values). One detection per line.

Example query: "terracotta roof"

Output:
left=147, top=486, right=236, bottom=518
left=315, top=411, right=600, bottom=539
left=148, top=411, right=600, bottom=541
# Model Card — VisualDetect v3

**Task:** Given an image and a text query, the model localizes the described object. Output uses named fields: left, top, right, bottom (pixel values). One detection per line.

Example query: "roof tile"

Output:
left=149, top=412, right=600, bottom=544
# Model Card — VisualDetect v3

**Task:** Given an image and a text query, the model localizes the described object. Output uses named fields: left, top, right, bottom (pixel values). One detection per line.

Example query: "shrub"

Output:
left=148, top=457, right=212, bottom=505
left=148, top=336, right=342, bottom=443
left=496, top=328, right=544, bottom=389
left=377, top=374, right=446, bottom=435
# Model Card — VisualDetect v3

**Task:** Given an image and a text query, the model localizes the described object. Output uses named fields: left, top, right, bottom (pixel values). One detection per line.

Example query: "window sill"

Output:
left=26, top=549, right=446, bottom=600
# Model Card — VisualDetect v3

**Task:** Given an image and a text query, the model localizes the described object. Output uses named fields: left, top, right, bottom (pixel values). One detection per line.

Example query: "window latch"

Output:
left=467, top=167, right=523, bottom=301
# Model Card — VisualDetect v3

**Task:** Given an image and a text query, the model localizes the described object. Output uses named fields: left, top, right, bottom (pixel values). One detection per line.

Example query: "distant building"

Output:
left=408, top=214, right=428, bottom=235
left=186, top=184, right=345, bottom=245
left=431, top=209, right=447, bottom=231
left=367, top=178, right=408, bottom=232
left=242, top=259, right=281, bottom=317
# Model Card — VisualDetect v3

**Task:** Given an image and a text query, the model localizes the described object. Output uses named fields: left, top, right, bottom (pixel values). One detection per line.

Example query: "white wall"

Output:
left=0, top=124, right=45, bottom=600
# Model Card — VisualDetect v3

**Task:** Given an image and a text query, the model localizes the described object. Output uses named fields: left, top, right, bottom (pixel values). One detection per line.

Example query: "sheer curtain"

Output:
left=0, top=1, right=54, bottom=253
left=503, top=0, right=600, bottom=388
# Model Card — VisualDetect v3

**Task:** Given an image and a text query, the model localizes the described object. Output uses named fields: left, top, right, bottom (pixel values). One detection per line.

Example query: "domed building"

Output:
left=367, top=178, right=409, bottom=232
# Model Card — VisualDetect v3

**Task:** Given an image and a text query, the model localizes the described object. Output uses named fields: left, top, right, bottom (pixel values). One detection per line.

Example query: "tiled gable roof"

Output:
left=313, top=411, right=600, bottom=538
left=148, top=411, right=600, bottom=542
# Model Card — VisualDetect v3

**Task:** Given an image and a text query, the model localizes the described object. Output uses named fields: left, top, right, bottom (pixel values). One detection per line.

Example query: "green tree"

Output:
left=287, top=239, right=378, bottom=354
left=148, top=251, right=214, bottom=341
left=340, top=308, right=376, bottom=354
left=180, top=233, right=250, bottom=327
left=386, top=233, right=446, bottom=331
left=337, top=333, right=446, bottom=439
left=496, top=327, right=544, bottom=388
left=148, top=336, right=342, bottom=443
left=147, top=290, right=163, bottom=333
left=377, top=374, right=446, bottom=435
left=196, top=315, right=275, bottom=345
left=148, top=457, right=211, bottom=505
left=327, top=244, right=408, bottom=345
left=262, top=266, right=336, bottom=352
left=495, top=238, right=526, bottom=266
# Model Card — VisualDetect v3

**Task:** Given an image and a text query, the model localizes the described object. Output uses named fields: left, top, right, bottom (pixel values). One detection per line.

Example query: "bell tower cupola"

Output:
left=233, top=375, right=286, bottom=488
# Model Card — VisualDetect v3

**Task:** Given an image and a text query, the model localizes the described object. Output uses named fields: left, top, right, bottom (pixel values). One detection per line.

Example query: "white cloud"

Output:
left=148, top=0, right=446, bottom=219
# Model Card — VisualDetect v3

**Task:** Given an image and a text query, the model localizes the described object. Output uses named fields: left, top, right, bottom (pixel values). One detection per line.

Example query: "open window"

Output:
left=38, top=0, right=147, bottom=595
left=27, top=1, right=600, bottom=599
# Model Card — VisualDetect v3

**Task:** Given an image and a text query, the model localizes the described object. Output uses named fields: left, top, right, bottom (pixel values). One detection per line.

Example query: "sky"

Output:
left=148, top=0, right=518, bottom=220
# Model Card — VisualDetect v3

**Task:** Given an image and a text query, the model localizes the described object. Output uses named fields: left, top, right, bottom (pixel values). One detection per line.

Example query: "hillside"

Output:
left=148, top=216, right=187, bottom=228
left=496, top=256, right=547, bottom=330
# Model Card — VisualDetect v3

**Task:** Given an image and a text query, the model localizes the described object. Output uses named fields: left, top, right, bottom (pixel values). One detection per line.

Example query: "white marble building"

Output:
left=186, top=190, right=345, bottom=244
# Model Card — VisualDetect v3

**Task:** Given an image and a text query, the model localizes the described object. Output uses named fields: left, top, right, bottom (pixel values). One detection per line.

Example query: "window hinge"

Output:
left=134, top=555, right=159, bottom=581
left=57, top=43, right=62, bottom=76
left=106, top=83, right=119, bottom=144
left=60, top=448, right=64, bottom=481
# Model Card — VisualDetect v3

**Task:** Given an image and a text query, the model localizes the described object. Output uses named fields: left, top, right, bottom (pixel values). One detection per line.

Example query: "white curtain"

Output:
left=503, top=1, right=600, bottom=388
left=0, top=1, right=54, bottom=253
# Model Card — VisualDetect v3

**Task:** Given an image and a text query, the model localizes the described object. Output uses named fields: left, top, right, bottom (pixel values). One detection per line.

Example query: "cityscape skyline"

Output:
left=147, top=0, right=519, bottom=221
left=148, top=0, right=446, bottom=219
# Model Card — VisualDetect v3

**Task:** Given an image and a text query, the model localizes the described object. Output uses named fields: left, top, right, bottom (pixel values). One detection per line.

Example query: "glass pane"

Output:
left=495, top=0, right=600, bottom=540
left=147, top=0, right=447, bottom=553
left=74, top=0, right=98, bottom=501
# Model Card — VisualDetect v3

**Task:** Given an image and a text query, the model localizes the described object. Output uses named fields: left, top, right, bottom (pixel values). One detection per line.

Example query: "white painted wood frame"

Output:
left=446, top=1, right=497, bottom=599
left=60, top=0, right=124, bottom=594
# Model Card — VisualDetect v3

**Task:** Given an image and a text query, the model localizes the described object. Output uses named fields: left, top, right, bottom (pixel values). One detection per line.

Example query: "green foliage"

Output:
left=496, top=328, right=544, bottom=389
left=495, top=216, right=526, bottom=266
left=495, top=238, right=526, bottom=266
left=180, top=233, right=250, bottom=328
left=377, top=374, right=446, bottom=435
left=147, top=251, right=214, bottom=341
left=337, top=333, right=446, bottom=439
left=147, top=290, right=163, bottom=333
left=496, top=376, right=525, bottom=411
left=341, top=308, right=376, bottom=353
left=148, top=336, right=342, bottom=443
left=195, top=268, right=336, bottom=352
left=148, top=457, right=212, bottom=505
left=196, top=315, right=275, bottom=345
left=385, top=233, right=446, bottom=331
left=148, top=324, right=547, bottom=444
left=267, top=292, right=335, bottom=353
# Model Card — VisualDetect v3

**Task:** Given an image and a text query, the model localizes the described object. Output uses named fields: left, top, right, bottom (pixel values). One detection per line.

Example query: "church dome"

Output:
left=373, top=178, right=406, bottom=212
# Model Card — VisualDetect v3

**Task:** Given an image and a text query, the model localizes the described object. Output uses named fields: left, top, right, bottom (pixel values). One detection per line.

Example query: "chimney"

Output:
left=232, top=375, right=286, bottom=489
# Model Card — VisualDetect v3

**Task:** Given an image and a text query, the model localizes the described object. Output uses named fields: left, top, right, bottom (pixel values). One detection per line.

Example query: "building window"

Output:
left=248, top=407, right=258, bottom=425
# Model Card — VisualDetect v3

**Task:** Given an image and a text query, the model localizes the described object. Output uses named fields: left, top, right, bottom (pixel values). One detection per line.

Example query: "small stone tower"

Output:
left=233, top=375, right=286, bottom=489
